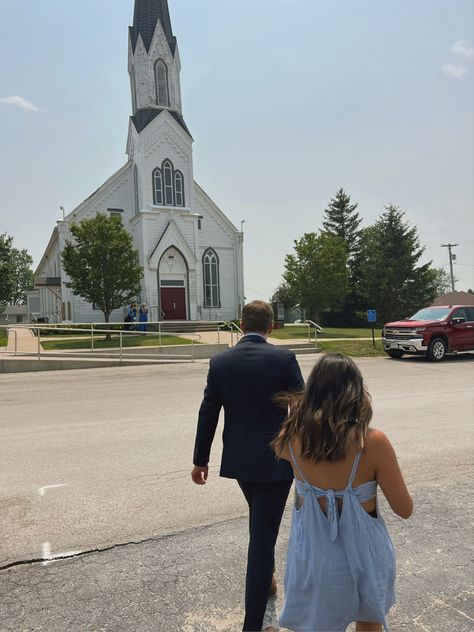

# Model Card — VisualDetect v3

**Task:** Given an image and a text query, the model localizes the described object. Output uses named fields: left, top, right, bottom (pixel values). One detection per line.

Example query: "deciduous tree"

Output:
left=62, top=214, right=143, bottom=332
left=0, top=233, right=14, bottom=305
left=283, top=232, right=348, bottom=323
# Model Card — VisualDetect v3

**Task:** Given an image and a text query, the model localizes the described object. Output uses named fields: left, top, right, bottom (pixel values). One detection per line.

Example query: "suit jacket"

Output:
left=193, top=335, right=304, bottom=482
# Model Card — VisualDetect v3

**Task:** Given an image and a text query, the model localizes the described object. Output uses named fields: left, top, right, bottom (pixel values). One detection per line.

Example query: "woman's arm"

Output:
left=371, top=430, right=413, bottom=519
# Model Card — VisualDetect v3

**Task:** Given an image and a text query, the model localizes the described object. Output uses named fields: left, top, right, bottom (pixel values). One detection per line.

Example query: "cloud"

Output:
left=0, top=95, right=40, bottom=112
left=440, top=63, right=468, bottom=79
left=451, top=40, right=474, bottom=59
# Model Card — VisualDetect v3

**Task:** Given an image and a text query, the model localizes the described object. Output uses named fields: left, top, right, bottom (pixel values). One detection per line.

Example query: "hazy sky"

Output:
left=0, top=0, right=473, bottom=301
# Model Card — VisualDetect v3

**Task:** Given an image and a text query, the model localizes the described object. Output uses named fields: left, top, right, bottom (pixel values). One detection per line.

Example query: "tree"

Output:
left=321, top=188, right=364, bottom=325
left=0, top=233, right=34, bottom=305
left=10, top=248, right=34, bottom=304
left=270, top=282, right=293, bottom=307
left=62, top=214, right=143, bottom=331
left=432, top=268, right=458, bottom=297
left=322, top=187, right=363, bottom=263
left=0, top=233, right=14, bottom=305
left=283, top=232, right=348, bottom=323
left=356, top=206, right=438, bottom=322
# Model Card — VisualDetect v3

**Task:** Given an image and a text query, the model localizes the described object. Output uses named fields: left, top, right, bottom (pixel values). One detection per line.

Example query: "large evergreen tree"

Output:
left=322, top=188, right=363, bottom=263
left=283, top=232, right=348, bottom=323
left=322, top=188, right=363, bottom=324
left=62, top=214, right=143, bottom=329
left=356, top=205, right=438, bottom=322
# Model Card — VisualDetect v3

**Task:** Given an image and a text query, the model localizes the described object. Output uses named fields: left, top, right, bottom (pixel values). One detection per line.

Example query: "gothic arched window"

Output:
left=134, top=165, right=140, bottom=214
left=153, top=160, right=185, bottom=207
left=203, top=248, right=220, bottom=308
left=155, top=59, right=170, bottom=108
left=174, top=171, right=185, bottom=207
left=163, top=160, right=174, bottom=205
left=153, top=168, right=163, bottom=205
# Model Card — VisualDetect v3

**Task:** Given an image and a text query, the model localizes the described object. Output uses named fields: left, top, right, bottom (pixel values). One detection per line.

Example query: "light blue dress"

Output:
left=279, top=444, right=396, bottom=632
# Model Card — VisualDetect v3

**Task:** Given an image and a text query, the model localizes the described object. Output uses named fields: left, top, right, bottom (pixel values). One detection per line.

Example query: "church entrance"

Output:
left=158, top=247, right=189, bottom=320
left=160, top=286, right=186, bottom=320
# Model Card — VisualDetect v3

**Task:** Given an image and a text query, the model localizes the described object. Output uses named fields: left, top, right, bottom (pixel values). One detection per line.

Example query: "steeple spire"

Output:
left=130, top=0, right=177, bottom=54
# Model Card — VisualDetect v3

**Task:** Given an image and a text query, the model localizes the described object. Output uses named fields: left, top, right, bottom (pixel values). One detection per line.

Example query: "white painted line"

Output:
left=38, top=484, right=67, bottom=497
left=42, top=542, right=52, bottom=565
left=41, top=542, right=82, bottom=566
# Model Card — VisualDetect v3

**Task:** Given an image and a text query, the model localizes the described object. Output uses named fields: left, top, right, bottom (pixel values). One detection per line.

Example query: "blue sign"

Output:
left=367, top=309, right=377, bottom=324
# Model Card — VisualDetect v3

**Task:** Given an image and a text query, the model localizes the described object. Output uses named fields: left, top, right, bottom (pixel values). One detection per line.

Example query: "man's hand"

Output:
left=191, top=465, right=209, bottom=485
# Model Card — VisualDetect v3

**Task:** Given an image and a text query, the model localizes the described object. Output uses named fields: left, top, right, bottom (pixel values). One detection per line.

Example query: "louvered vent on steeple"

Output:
left=155, top=60, right=170, bottom=107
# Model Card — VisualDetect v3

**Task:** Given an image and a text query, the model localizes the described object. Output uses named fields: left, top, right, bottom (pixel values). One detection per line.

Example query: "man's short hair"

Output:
left=241, top=301, right=274, bottom=334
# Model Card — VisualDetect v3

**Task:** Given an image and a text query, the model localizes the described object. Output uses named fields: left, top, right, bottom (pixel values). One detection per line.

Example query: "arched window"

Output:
left=162, top=160, right=174, bottom=205
left=153, top=168, right=163, bottom=205
left=153, top=160, right=185, bottom=207
left=174, top=171, right=185, bottom=207
left=203, top=248, right=220, bottom=308
left=134, top=165, right=140, bottom=214
left=155, top=59, right=170, bottom=107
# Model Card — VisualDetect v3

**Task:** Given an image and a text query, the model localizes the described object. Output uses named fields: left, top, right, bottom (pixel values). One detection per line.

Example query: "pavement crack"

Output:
left=0, top=513, right=247, bottom=573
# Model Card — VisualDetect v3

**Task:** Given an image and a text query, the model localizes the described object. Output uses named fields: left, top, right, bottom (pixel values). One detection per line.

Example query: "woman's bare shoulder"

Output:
left=365, top=428, right=395, bottom=458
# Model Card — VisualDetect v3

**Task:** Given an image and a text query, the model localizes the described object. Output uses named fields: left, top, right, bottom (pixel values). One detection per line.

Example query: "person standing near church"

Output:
left=138, top=304, right=148, bottom=333
left=191, top=301, right=304, bottom=632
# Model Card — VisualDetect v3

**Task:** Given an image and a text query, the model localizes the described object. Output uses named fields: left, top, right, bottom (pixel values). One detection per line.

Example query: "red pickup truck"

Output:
left=382, top=305, right=474, bottom=361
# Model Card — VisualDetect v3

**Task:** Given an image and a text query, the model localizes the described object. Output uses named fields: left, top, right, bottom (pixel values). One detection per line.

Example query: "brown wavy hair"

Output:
left=272, top=353, right=373, bottom=463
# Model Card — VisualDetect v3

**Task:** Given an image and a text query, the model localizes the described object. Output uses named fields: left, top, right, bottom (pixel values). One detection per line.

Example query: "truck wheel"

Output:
left=386, top=350, right=404, bottom=359
left=427, top=337, right=447, bottom=362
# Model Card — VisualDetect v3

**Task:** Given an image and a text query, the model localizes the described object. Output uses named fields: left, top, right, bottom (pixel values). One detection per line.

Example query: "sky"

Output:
left=0, top=0, right=473, bottom=302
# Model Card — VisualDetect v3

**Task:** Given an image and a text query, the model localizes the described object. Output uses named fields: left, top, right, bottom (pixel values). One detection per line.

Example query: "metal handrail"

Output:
left=304, top=320, right=323, bottom=347
left=217, top=320, right=243, bottom=345
left=0, top=324, right=201, bottom=364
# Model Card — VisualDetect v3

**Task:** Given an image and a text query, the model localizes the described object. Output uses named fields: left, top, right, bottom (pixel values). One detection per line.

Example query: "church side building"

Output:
left=35, top=0, right=244, bottom=323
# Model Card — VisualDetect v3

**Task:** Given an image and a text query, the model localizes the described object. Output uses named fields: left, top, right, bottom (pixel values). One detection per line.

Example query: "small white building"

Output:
left=35, top=0, right=244, bottom=323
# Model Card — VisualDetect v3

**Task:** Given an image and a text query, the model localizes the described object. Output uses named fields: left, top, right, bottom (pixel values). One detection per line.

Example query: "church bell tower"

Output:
left=128, top=0, right=185, bottom=129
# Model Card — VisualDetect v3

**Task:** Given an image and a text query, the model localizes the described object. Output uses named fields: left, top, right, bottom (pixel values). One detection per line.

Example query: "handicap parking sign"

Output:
left=367, top=309, right=377, bottom=323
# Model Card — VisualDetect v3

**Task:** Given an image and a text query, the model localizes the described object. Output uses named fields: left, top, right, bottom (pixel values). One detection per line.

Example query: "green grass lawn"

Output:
left=270, top=326, right=382, bottom=340
left=318, top=339, right=386, bottom=357
left=0, top=329, right=8, bottom=346
left=41, top=334, right=195, bottom=351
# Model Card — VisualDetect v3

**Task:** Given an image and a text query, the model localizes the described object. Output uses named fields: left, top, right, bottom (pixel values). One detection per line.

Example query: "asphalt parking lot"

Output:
left=1, top=354, right=473, bottom=631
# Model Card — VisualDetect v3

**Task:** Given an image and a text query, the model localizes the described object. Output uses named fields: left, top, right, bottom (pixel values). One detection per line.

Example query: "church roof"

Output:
left=131, top=108, right=192, bottom=137
left=129, top=0, right=177, bottom=54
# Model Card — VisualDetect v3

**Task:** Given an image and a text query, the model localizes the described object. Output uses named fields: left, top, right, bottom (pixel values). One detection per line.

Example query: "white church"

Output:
left=35, top=0, right=245, bottom=323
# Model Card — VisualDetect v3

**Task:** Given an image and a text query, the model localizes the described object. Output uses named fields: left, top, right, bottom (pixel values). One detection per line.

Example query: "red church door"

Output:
left=160, top=287, right=187, bottom=320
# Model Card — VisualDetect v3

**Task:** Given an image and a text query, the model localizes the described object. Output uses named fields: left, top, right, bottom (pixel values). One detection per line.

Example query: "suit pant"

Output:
left=237, top=480, right=292, bottom=632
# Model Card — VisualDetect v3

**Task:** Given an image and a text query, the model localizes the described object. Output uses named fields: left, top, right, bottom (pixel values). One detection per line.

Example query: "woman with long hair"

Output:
left=273, top=353, right=413, bottom=632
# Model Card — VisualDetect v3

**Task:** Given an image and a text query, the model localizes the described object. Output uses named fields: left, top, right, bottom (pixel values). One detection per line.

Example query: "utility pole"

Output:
left=441, top=243, right=458, bottom=292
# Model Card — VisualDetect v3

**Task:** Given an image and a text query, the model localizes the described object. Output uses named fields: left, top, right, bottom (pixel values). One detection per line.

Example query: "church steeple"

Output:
left=128, top=0, right=191, bottom=136
left=130, top=0, right=177, bottom=54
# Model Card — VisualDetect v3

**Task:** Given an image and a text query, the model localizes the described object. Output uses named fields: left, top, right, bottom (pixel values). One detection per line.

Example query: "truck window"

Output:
left=466, top=307, right=474, bottom=322
left=452, top=308, right=468, bottom=321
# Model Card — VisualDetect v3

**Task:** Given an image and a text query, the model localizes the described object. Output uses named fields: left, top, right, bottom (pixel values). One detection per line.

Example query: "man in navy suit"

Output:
left=192, top=301, right=304, bottom=631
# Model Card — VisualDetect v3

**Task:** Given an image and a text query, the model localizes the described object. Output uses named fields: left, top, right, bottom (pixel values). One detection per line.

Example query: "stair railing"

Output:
left=304, top=320, right=323, bottom=347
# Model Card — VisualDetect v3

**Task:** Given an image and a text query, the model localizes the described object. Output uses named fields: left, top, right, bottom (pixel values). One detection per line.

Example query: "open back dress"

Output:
left=278, top=444, right=396, bottom=632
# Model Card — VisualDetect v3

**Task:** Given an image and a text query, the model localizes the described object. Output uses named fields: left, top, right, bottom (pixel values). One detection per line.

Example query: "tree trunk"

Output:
left=104, top=311, right=112, bottom=342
